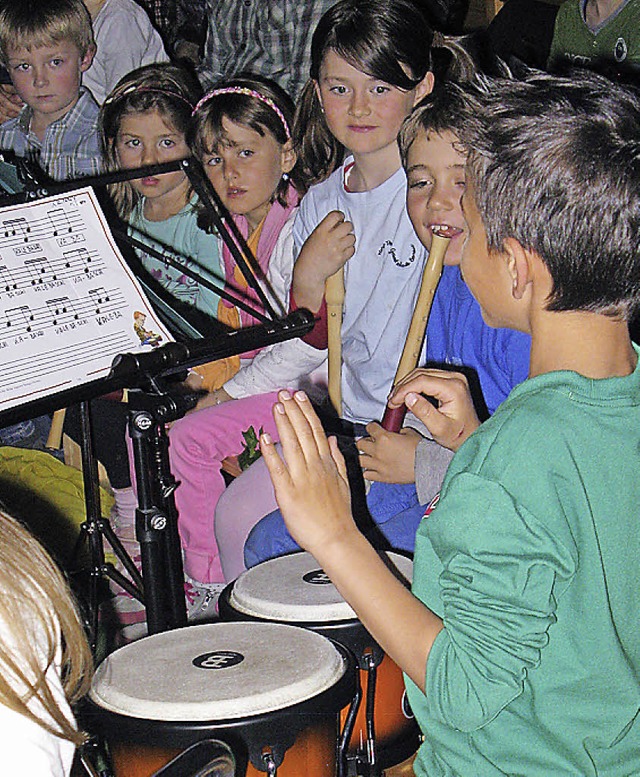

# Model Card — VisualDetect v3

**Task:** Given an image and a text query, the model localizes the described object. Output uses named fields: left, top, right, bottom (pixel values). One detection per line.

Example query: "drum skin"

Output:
left=87, top=622, right=357, bottom=776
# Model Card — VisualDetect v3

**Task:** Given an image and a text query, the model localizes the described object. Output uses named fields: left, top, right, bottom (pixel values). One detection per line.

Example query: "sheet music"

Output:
left=0, top=187, right=173, bottom=411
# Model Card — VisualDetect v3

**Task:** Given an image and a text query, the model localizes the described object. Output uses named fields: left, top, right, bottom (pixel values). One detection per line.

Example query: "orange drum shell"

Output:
left=106, top=718, right=338, bottom=777
left=219, top=591, right=419, bottom=765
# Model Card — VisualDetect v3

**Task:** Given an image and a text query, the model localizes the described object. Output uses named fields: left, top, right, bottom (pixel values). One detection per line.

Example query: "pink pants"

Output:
left=167, top=391, right=281, bottom=584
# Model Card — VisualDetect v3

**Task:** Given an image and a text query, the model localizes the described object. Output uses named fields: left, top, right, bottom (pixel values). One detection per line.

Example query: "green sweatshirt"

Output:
left=409, top=353, right=640, bottom=775
left=548, top=0, right=640, bottom=69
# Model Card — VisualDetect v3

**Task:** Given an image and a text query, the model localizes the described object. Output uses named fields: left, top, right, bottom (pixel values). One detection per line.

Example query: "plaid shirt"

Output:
left=197, top=0, right=336, bottom=98
left=0, top=88, right=102, bottom=182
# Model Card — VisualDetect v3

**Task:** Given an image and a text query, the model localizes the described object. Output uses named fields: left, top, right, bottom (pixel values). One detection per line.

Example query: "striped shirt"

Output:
left=197, top=0, right=336, bottom=98
left=0, top=88, right=102, bottom=182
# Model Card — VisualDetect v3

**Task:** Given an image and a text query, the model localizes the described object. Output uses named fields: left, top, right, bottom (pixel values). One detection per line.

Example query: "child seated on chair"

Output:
left=261, top=69, right=640, bottom=775
left=243, top=81, right=531, bottom=567
left=0, top=0, right=101, bottom=182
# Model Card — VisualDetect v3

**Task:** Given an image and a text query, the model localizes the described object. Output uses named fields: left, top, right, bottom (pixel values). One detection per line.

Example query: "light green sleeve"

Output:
left=416, top=471, right=576, bottom=732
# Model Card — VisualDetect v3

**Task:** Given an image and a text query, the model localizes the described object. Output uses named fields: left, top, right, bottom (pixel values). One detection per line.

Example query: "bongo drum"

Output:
left=88, top=621, right=357, bottom=777
left=219, top=552, right=419, bottom=774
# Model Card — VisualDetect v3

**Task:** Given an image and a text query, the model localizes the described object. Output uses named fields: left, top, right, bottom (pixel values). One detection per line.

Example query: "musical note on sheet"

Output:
left=0, top=187, right=173, bottom=410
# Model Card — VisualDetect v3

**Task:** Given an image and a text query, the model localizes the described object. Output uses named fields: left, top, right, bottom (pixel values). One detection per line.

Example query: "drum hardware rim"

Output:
left=261, top=748, right=277, bottom=777
left=364, top=652, right=378, bottom=769
left=85, top=641, right=359, bottom=774
left=219, top=588, right=387, bottom=669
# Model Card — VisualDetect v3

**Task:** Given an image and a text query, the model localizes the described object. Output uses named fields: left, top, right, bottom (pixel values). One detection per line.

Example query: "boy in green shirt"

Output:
left=548, top=0, right=640, bottom=72
left=260, top=69, right=640, bottom=776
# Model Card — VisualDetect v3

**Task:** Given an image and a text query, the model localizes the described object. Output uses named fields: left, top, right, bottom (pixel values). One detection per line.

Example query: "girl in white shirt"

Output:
left=213, top=0, right=436, bottom=580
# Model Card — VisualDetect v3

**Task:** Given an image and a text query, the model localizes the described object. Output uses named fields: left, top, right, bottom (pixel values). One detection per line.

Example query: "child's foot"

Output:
left=105, top=548, right=145, bottom=629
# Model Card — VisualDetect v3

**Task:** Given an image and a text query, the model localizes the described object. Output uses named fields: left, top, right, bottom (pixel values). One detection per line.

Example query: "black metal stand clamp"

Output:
left=127, top=384, right=202, bottom=635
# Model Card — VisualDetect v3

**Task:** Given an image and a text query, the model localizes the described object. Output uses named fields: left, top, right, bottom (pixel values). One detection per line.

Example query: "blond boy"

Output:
left=0, top=0, right=101, bottom=181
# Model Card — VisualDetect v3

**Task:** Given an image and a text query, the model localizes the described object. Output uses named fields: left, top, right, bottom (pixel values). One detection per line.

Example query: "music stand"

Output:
left=0, top=158, right=315, bottom=643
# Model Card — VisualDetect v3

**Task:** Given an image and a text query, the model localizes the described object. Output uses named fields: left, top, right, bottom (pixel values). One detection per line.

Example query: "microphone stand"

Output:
left=53, top=311, right=315, bottom=641
left=125, top=382, right=197, bottom=636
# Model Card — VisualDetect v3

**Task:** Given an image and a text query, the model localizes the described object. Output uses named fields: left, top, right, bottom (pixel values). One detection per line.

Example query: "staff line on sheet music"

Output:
left=0, top=332, right=135, bottom=394
left=0, top=249, right=107, bottom=294
left=1, top=287, right=127, bottom=335
left=0, top=206, right=84, bottom=248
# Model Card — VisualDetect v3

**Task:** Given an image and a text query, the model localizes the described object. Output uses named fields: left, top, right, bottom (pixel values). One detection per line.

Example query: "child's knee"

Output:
left=243, top=509, right=295, bottom=568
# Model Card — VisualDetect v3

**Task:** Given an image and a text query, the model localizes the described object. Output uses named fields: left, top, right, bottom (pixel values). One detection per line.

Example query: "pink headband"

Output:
left=104, top=85, right=194, bottom=109
left=192, top=86, right=291, bottom=141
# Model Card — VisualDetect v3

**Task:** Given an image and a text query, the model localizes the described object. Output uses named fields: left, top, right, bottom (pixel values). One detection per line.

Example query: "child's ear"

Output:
left=79, top=44, right=96, bottom=73
left=413, top=71, right=435, bottom=106
left=280, top=139, right=296, bottom=175
left=503, top=237, right=532, bottom=300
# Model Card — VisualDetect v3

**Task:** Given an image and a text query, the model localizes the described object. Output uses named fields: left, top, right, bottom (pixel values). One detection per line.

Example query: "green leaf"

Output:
left=237, top=426, right=265, bottom=471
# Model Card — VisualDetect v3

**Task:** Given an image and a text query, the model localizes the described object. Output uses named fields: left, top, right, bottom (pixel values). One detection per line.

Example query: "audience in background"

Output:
left=548, top=0, right=640, bottom=72
left=196, top=0, right=338, bottom=98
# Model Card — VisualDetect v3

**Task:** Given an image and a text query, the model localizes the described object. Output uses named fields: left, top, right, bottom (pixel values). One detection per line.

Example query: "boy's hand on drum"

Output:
left=261, top=390, right=357, bottom=554
left=357, top=423, right=420, bottom=483
left=292, top=211, right=355, bottom=312
left=388, top=368, right=481, bottom=452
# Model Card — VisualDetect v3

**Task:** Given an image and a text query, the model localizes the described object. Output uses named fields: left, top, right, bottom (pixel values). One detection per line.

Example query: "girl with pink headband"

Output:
left=167, top=75, right=325, bottom=616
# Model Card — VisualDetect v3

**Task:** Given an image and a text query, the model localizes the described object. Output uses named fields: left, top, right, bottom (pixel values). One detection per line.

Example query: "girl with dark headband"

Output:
left=88, top=63, right=224, bottom=630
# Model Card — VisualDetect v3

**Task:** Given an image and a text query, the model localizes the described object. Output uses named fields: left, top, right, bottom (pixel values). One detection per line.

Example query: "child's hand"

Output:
left=388, top=368, right=481, bottom=452
left=0, top=83, right=23, bottom=123
left=292, top=211, right=355, bottom=312
left=356, top=423, right=421, bottom=483
left=261, top=390, right=356, bottom=554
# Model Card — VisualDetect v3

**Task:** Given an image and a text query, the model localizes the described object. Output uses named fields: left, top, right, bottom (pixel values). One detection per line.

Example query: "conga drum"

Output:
left=87, top=621, right=358, bottom=777
left=219, top=552, right=419, bottom=774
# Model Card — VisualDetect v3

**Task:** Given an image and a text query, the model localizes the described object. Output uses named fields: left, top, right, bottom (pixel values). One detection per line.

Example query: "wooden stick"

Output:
left=381, top=233, right=450, bottom=432
left=326, top=266, right=345, bottom=415
left=46, top=408, right=66, bottom=450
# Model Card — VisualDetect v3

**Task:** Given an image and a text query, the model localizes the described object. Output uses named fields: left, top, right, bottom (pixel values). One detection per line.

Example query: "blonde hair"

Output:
left=0, top=508, right=92, bottom=747
left=0, top=0, right=94, bottom=66
left=100, top=63, right=201, bottom=219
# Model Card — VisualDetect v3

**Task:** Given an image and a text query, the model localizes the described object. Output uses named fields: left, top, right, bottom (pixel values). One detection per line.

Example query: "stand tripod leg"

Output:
left=77, top=401, right=106, bottom=651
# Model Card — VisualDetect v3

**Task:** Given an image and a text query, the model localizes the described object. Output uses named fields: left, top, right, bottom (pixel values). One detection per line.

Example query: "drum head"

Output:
left=229, top=551, right=413, bottom=623
left=90, top=622, right=346, bottom=721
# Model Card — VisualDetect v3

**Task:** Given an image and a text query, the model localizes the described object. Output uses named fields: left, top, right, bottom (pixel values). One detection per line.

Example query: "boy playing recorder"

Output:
left=260, top=70, right=640, bottom=775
